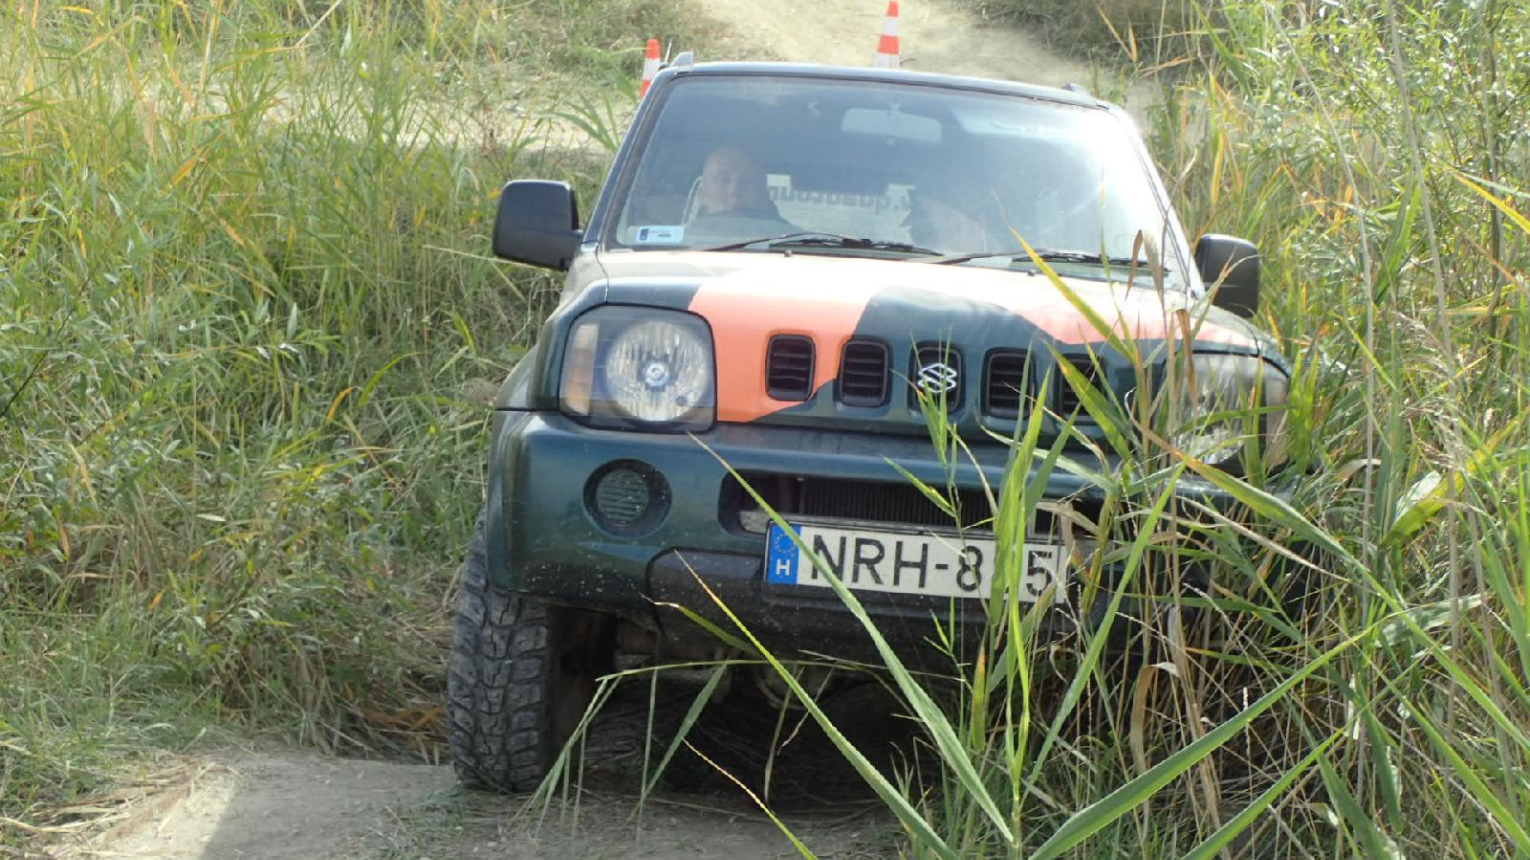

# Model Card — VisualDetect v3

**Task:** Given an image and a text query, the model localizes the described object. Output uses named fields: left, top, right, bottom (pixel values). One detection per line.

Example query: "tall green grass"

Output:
left=0, top=0, right=706, bottom=837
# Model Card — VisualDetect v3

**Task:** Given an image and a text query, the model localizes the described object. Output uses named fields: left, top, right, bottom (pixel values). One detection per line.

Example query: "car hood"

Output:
left=593, top=249, right=1275, bottom=427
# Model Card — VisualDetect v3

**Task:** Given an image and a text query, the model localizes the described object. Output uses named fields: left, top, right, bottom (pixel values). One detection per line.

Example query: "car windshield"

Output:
left=608, top=74, right=1189, bottom=289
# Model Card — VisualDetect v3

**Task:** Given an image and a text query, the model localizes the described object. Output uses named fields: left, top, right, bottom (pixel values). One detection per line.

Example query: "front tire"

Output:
left=448, top=514, right=607, bottom=792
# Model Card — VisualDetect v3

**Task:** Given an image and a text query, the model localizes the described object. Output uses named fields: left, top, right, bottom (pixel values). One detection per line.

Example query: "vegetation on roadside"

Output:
left=1122, top=7, right=1530, bottom=851
left=0, top=0, right=710, bottom=838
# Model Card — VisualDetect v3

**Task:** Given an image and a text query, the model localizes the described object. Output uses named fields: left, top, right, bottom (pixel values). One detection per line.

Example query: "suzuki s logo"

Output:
left=918, top=362, right=959, bottom=394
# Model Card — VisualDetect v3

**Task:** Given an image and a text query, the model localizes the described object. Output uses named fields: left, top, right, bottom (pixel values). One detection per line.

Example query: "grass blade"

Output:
left=1177, top=726, right=1347, bottom=860
left=680, top=561, right=963, bottom=860
left=640, top=664, right=728, bottom=803
left=1031, top=627, right=1371, bottom=860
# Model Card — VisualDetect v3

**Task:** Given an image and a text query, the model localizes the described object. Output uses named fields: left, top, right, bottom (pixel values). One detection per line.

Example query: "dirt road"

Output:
left=56, top=681, right=904, bottom=860
left=55, top=751, right=872, bottom=860
left=49, top=3, right=1104, bottom=858
left=695, top=0, right=1097, bottom=88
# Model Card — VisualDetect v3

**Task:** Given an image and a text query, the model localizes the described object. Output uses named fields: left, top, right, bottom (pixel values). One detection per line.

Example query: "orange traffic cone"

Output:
left=639, top=38, right=661, bottom=97
left=873, top=1, right=900, bottom=68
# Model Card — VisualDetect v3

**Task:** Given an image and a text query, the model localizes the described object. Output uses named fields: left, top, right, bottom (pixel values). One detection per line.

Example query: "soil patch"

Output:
left=53, top=754, right=452, bottom=860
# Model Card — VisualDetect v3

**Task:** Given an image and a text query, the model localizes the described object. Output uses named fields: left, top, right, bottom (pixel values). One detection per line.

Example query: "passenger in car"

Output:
left=693, top=145, right=782, bottom=220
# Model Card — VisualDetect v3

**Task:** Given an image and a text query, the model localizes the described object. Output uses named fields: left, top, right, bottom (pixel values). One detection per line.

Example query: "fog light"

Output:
left=596, top=469, right=648, bottom=525
left=585, top=461, right=670, bottom=535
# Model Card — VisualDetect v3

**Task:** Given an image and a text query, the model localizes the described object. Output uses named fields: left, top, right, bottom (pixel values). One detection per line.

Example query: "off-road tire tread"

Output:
left=447, top=514, right=553, bottom=792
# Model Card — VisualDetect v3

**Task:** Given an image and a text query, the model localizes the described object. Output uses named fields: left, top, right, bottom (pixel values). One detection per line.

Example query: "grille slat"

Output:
left=766, top=335, right=815, bottom=401
left=1056, top=355, right=1102, bottom=418
left=984, top=351, right=1029, bottom=418
left=838, top=340, right=889, bottom=406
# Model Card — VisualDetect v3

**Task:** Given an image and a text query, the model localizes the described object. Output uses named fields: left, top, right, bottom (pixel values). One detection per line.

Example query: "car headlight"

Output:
left=1166, top=353, right=1288, bottom=467
left=559, top=306, right=715, bottom=431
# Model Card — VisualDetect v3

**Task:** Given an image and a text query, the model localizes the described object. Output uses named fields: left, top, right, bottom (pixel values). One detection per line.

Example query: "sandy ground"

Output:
left=694, top=0, right=1093, bottom=85
left=40, top=3, right=1108, bottom=859
left=689, top=0, right=1156, bottom=110
left=52, top=755, right=454, bottom=860
left=49, top=679, right=905, bottom=860
left=48, top=750, right=881, bottom=860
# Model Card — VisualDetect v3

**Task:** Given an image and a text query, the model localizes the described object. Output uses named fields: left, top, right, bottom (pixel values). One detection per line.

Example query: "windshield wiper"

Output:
left=927, top=248, right=1165, bottom=271
left=704, top=232, right=941, bottom=256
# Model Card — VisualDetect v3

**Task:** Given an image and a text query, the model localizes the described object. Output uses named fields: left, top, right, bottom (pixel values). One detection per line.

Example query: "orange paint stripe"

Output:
left=689, top=287, right=871, bottom=423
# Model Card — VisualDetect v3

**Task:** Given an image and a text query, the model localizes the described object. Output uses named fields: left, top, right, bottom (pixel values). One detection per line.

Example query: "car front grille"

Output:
left=725, top=472, right=1072, bottom=536
left=730, top=472, right=993, bottom=531
left=762, top=338, right=1098, bottom=423
left=1055, top=354, right=1102, bottom=419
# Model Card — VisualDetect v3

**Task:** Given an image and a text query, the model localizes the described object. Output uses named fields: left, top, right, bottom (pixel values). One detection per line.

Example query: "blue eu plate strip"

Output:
left=766, top=523, right=800, bottom=585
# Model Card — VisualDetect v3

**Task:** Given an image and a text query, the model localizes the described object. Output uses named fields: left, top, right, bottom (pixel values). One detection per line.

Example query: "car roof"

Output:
left=658, top=61, right=1117, bottom=112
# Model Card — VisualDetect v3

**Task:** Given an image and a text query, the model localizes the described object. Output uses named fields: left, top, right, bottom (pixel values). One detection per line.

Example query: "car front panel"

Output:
left=488, top=407, right=1250, bottom=657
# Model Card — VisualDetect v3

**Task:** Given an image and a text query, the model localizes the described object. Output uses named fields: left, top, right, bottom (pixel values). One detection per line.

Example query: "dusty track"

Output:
left=50, top=3, right=1105, bottom=858
left=695, top=0, right=1096, bottom=87
left=53, top=751, right=873, bottom=860
left=55, top=682, right=902, bottom=860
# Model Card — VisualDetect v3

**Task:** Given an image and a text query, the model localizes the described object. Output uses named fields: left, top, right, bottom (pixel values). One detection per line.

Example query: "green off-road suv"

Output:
left=448, top=59, right=1287, bottom=792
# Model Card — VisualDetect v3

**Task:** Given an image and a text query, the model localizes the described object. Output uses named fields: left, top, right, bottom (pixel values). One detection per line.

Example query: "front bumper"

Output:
left=486, top=410, right=1251, bottom=660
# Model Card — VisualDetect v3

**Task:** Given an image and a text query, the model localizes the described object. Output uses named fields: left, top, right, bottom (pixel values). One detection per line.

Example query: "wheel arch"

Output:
left=484, top=409, right=523, bottom=591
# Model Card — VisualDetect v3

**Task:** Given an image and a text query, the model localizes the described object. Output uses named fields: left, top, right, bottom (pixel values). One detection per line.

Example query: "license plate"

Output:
left=765, top=522, right=1066, bottom=602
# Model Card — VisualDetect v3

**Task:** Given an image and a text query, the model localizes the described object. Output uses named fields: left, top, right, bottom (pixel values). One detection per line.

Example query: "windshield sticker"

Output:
left=632, top=225, right=685, bottom=245
left=766, top=175, right=907, bottom=215
left=767, top=174, right=912, bottom=240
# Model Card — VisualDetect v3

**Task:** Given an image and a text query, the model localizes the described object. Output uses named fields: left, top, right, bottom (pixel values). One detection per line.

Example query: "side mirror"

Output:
left=1194, top=234, right=1260, bottom=318
left=493, top=180, right=582, bottom=270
